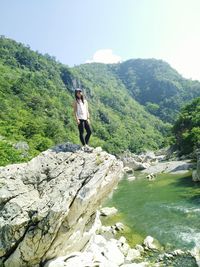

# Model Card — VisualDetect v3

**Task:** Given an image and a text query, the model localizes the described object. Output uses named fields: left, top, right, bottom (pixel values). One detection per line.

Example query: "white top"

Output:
left=76, top=99, right=88, bottom=120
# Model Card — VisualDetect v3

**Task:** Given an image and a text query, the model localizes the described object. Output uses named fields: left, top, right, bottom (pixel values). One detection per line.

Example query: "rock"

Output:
left=13, top=141, right=30, bottom=157
left=118, top=241, right=130, bottom=256
left=115, top=222, right=125, bottom=231
left=123, top=166, right=133, bottom=173
left=86, top=235, right=124, bottom=266
left=142, top=160, right=194, bottom=174
left=0, top=143, right=123, bottom=267
left=146, top=173, right=156, bottom=181
left=190, top=246, right=200, bottom=267
left=92, top=234, right=108, bottom=247
left=129, top=160, right=150, bottom=171
left=127, top=176, right=136, bottom=181
left=164, top=253, right=174, bottom=259
left=118, top=236, right=127, bottom=245
left=172, top=249, right=185, bottom=256
left=100, top=225, right=112, bottom=232
left=126, top=248, right=141, bottom=261
left=119, top=152, right=150, bottom=171
left=121, top=263, right=148, bottom=267
left=135, top=244, right=144, bottom=253
left=103, top=239, right=125, bottom=266
left=141, top=151, right=156, bottom=163
left=94, top=146, right=103, bottom=153
left=143, top=236, right=160, bottom=250
left=14, top=141, right=29, bottom=151
left=100, top=207, right=118, bottom=216
left=45, top=251, right=95, bottom=267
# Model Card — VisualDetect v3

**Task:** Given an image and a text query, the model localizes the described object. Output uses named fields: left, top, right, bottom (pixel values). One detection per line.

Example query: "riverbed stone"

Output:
left=100, top=207, right=118, bottom=216
left=121, top=263, right=149, bottom=267
left=126, top=248, right=141, bottom=261
left=143, top=236, right=160, bottom=250
left=128, top=175, right=136, bottom=181
left=135, top=244, right=145, bottom=253
left=124, top=166, right=133, bottom=173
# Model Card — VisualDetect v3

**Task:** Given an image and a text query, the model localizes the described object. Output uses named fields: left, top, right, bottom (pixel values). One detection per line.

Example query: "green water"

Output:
left=104, top=172, right=200, bottom=250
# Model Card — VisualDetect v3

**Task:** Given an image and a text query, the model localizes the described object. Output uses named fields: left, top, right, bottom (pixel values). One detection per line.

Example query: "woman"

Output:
left=73, top=88, right=92, bottom=150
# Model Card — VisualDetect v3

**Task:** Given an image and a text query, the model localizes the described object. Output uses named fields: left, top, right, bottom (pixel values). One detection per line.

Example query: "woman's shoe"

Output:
left=84, top=145, right=93, bottom=152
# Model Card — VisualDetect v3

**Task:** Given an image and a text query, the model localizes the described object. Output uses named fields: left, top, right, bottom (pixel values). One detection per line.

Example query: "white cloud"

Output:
left=86, top=49, right=122, bottom=64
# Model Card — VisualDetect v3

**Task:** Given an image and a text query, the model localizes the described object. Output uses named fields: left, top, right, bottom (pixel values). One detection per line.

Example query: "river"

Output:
left=103, top=171, right=200, bottom=251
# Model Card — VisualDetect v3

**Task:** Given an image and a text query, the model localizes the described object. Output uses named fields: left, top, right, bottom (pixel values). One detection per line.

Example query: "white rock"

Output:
left=118, top=236, right=127, bottom=245
left=94, top=147, right=102, bottom=153
left=121, top=262, right=148, bottom=267
left=100, top=225, right=112, bottom=232
left=135, top=244, right=144, bottom=253
left=124, top=167, right=133, bottom=173
left=143, top=160, right=193, bottom=175
left=100, top=207, right=118, bottom=216
left=126, top=248, right=141, bottom=261
left=103, top=240, right=125, bottom=266
left=93, top=234, right=107, bottom=247
left=172, top=249, right=184, bottom=256
left=143, top=236, right=158, bottom=250
left=1, top=143, right=124, bottom=267
left=190, top=246, right=200, bottom=267
left=164, top=253, right=174, bottom=259
left=115, top=222, right=125, bottom=231
left=118, top=242, right=130, bottom=256
left=146, top=173, right=156, bottom=181
left=128, top=176, right=136, bottom=181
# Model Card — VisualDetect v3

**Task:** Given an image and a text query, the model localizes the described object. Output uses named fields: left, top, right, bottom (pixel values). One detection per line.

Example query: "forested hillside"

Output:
left=113, top=59, right=200, bottom=123
left=0, top=36, right=199, bottom=165
left=173, top=97, right=200, bottom=155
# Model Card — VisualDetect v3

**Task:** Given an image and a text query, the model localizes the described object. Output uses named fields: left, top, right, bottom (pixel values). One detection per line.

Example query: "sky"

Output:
left=1, top=0, right=200, bottom=80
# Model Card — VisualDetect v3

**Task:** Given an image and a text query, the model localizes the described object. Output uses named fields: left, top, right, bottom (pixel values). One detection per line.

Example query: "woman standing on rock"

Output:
left=73, top=88, right=92, bottom=151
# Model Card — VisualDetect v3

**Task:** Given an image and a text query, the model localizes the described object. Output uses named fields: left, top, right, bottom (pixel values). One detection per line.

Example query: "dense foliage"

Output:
left=173, top=97, right=200, bottom=155
left=0, top=36, right=199, bottom=165
left=113, top=59, right=200, bottom=123
left=0, top=36, right=78, bottom=165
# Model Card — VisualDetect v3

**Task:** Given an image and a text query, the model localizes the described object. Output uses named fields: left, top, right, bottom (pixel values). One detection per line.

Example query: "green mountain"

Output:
left=113, top=59, right=200, bottom=123
left=0, top=36, right=199, bottom=165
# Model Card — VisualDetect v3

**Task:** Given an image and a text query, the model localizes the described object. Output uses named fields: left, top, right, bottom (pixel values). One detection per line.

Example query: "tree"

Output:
left=173, top=97, right=200, bottom=155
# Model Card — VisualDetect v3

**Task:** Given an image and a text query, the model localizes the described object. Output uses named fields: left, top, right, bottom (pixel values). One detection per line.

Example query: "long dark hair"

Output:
left=75, top=90, right=84, bottom=104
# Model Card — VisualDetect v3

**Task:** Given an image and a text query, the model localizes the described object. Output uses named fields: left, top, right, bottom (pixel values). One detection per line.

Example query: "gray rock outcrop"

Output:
left=0, top=143, right=123, bottom=267
left=142, top=160, right=194, bottom=174
left=119, top=150, right=164, bottom=171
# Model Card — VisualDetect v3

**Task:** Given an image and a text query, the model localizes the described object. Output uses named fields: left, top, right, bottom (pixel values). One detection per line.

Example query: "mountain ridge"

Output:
left=0, top=36, right=200, bottom=165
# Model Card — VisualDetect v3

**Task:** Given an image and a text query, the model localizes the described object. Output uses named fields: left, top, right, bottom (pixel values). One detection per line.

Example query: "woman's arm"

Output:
left=86, top=100, right=90, bottom=121
left=73, top=101, right=80, bottom=124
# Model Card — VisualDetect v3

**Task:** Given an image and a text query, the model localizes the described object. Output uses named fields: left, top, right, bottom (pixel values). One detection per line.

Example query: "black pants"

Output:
left=78, top=120, right=92, bottom=145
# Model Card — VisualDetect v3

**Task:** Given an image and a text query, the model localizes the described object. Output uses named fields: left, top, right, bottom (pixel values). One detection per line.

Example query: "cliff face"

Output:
left=0, top=143, right=123, bottom=267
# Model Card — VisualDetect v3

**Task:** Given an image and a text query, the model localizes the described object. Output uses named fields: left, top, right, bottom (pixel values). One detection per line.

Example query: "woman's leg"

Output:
left=78, top=120, right=86, bottom=145
left=84, top=120, right=92, bottom=144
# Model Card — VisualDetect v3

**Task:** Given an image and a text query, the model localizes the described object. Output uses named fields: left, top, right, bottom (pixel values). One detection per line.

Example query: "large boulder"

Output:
left=0, top=143, right=123, bottom=267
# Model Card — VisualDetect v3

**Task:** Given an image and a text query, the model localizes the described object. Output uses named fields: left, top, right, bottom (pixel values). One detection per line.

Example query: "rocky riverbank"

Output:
left=120, top=149, right=195, bottom=177
left=0, top=143, right=123, bottom=267
left=45, top=208, right=200, bottom=267
left=1, top=143, right=199, bottom=266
